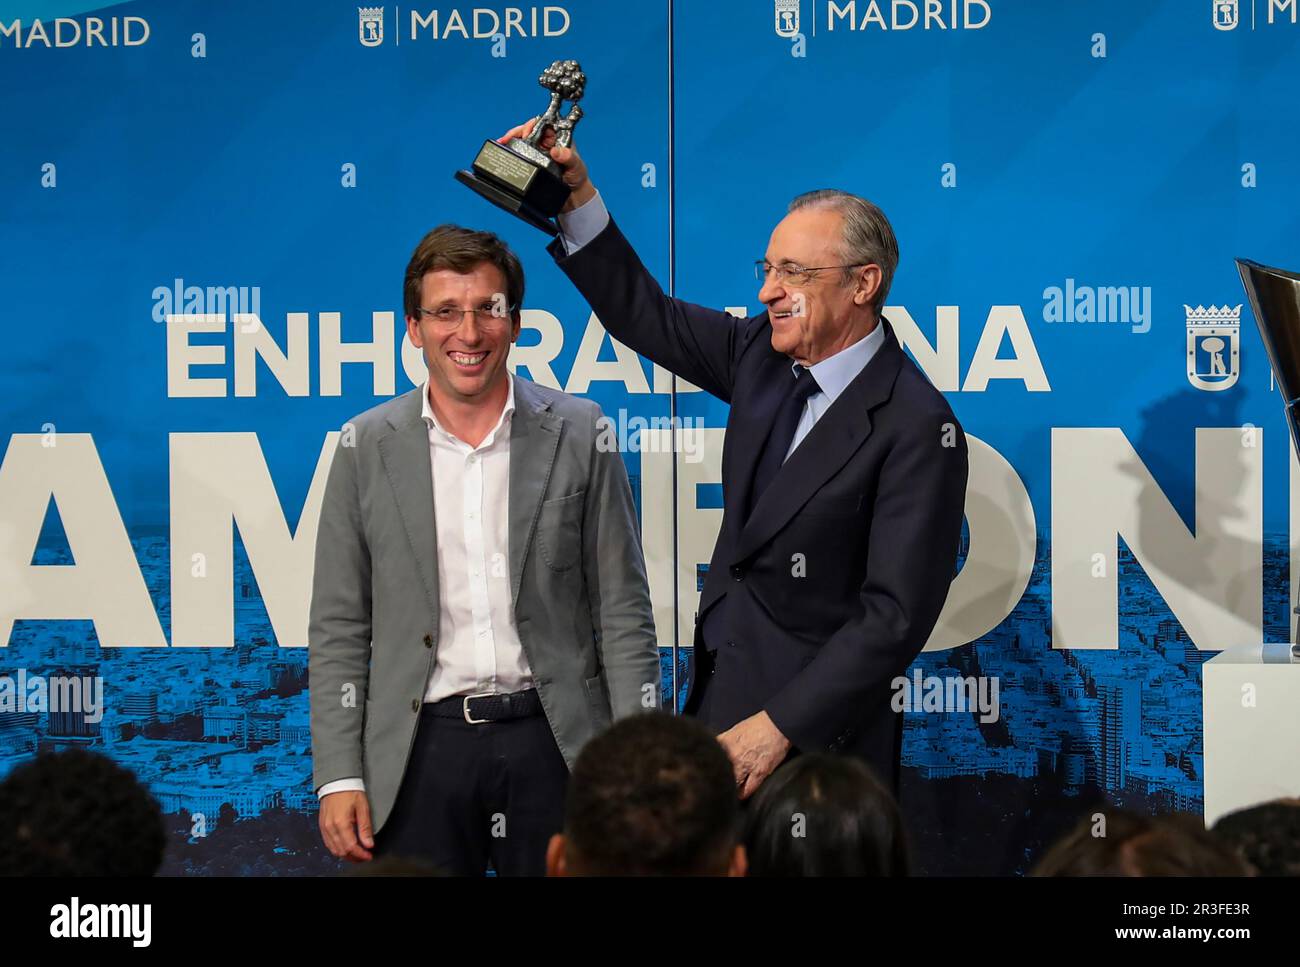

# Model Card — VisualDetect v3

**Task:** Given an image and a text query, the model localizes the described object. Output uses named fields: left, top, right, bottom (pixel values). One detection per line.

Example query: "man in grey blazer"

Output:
left=309, top=224, right=659, bottom=876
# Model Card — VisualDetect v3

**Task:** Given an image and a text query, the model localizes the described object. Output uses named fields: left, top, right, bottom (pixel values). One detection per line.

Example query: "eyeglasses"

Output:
left=416, top=303, right=518, bottom=327
left=754, top=260, right=869, bottom=286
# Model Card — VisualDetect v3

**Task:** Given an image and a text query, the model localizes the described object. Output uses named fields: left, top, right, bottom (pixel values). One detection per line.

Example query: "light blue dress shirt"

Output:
left=786, top=324, right=885, bottom=459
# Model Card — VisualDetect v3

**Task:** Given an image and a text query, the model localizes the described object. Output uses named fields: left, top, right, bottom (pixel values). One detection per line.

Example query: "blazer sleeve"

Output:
left=547, top=216, right=749, bottom=403
left=581, top=403, right=662, bottom=718
left=308, top=433, right=373, bottom=790
left=763, top=409, right=970, bottom=753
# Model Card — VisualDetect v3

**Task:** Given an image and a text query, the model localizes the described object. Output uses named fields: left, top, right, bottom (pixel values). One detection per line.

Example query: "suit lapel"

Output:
left=726, top=351, right=793, bottom=526
left=377, top=388, right=440, bottom=618
left=508, top=377, right=563, bottom=607
left=694, top=348, right=789, bottom=619
left=732, top=321, right=906, bottom=564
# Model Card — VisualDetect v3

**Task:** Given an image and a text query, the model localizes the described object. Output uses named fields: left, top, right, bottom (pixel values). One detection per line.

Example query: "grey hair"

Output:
left=787, top=189, right=899, bottom=309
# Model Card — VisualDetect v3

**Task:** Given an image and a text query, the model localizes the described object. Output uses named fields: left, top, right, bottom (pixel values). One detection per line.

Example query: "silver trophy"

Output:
left=455, top=60, right=586, bottom=236
left=1236, top=257, right=1300, bottom=654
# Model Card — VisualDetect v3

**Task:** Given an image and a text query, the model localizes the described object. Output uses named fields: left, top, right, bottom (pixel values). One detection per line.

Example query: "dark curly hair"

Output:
left=563, top=712, right=738, bottom=875
left=0, top=749, right=166, bottom=876
left=1212, top=799, right=1300, bottom=876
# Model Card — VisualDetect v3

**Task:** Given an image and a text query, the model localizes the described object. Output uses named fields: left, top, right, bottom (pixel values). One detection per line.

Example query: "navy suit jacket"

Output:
left=549, top=218, right=968, bottom=790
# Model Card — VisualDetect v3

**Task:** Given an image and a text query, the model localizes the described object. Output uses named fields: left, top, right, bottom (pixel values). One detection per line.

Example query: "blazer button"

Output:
left=730, top=565, right=744, bottom=581
left=411, top=699, right=420, bottom=713
left=423, top=634, right=433, bottom=648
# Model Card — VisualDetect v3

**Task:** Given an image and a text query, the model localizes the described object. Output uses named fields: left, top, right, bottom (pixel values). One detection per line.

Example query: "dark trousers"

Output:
left=373, top=707, right=569, bottom=876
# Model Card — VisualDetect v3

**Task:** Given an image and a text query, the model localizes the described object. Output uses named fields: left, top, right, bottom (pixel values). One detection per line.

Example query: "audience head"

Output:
left=547, top=712, right=745, bottom=876
left=742, top=753, right=909, bottom=876
left=0, top=748, right=166, bottom=876
left=1212, top=798, right=1300, bottom=876
left=1033, top=809, right=1250, bottom=876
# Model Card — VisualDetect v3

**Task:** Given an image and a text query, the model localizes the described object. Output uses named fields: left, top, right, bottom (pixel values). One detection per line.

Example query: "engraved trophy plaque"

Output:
left=455, top=60, right=586, bottom=236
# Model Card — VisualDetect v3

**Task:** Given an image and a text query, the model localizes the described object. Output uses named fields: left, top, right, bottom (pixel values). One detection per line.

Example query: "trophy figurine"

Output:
left=1237, top=257, right=1300, bottom=655
left=455, top=60, right=587, bottom=236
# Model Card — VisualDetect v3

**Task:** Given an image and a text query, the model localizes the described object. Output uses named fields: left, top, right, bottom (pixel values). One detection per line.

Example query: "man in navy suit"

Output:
left=500, top=120, right=968, bottom=799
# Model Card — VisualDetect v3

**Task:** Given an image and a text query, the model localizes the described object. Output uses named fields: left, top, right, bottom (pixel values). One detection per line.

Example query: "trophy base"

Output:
left=455, top=169, right=560, bottom=237
left=456, top=138, right=571, bottom=236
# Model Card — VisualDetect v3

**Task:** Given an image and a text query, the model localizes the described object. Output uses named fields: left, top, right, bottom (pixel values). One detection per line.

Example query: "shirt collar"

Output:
left=420, top=373, right=516, bottom=447
left=794, top=322, right=887, bottom=404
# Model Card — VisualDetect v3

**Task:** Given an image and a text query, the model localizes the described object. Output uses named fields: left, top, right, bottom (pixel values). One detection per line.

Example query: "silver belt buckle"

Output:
left=462, top=691, right=496, bottom=724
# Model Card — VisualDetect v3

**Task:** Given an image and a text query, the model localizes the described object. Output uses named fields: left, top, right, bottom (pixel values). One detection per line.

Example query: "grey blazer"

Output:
left=308, top=376, right=660, bottom=833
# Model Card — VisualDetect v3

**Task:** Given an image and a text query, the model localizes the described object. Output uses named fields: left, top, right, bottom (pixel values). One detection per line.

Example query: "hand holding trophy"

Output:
left=456, top=60, right=588, bottom=236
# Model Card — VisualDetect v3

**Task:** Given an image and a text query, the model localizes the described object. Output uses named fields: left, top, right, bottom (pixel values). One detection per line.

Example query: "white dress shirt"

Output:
left=318, top=375, right=534, bottom=799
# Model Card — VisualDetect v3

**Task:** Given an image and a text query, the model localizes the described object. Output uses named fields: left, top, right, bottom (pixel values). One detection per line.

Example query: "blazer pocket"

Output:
left=584, top=673, right=612, bottom=728
left=537, top=490, right=585, bottom=571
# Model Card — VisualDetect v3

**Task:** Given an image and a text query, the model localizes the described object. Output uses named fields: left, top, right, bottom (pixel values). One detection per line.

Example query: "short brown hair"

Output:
left=403, top=224, right=525, bottom=321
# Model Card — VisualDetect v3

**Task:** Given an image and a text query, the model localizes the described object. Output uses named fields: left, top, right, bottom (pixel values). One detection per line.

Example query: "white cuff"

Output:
left=318, top=778, right=365, bottom=799
left=556, top=190, right=610, bottom=255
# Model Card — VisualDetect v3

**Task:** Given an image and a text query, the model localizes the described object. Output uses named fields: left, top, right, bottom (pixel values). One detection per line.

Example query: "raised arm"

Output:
left=498, top=119, right=752, bottom=402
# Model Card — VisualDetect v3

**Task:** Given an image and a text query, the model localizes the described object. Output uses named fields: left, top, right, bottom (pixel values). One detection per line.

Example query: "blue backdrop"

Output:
left=2, top=0, right=1297, bottom=874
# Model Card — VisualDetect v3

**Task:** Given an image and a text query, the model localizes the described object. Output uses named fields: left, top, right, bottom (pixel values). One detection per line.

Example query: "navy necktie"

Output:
left=749, top=365, right=820, bottom=514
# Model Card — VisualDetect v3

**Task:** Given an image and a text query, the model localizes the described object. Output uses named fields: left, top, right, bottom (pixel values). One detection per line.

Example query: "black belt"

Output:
left=425, top=688, right=543, bottom=724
